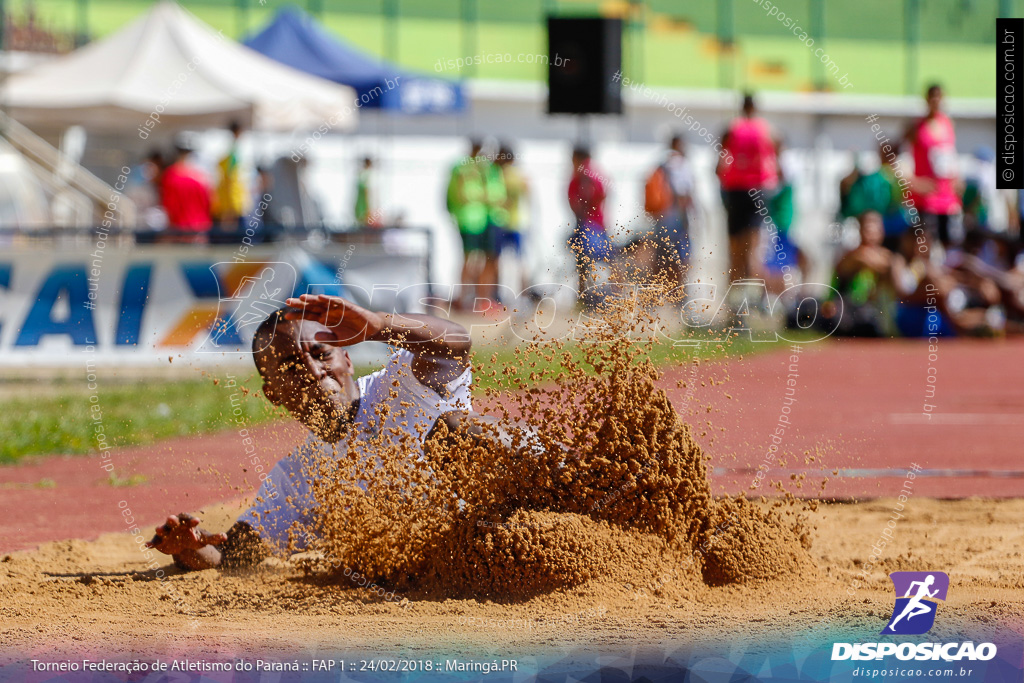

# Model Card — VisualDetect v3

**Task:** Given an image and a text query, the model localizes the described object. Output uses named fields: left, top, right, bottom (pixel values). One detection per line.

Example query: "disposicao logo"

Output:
left=831, top=571, right=998, bottom=663
left=882, top=571, right=949, bottom=635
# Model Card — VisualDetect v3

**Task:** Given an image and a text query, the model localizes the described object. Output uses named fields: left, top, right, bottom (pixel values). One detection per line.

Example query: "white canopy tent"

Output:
left=1, top=1, right=358, bottom=133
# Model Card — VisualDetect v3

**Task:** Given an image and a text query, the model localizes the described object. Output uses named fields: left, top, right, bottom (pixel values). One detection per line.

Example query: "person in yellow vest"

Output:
left=214, top=121, right=251, bottom=231
left=496, top=144, right=531, bottom=294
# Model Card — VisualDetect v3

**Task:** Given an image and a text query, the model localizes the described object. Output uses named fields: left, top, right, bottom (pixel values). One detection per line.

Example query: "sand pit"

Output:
left=1, top=497, right=1022, bottom=659
left=3, top=287, right=1021, bottom=668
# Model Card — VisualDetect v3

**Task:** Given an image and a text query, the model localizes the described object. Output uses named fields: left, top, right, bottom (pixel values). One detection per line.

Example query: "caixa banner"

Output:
left=0, top=242, right=430, bottom=367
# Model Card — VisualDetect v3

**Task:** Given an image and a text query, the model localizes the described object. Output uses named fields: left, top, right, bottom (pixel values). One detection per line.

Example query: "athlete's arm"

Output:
left=146, top=514, right=270, bottom=571
left=285, top=294, right=471, bottom=391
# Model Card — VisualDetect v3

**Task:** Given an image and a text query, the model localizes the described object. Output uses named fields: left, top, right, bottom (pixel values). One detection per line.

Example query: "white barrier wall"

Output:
left=0, top=237, right=429, bottom=367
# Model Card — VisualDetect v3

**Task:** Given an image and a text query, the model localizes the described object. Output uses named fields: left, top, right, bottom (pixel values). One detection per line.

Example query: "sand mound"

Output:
left=700, top=497, right=816, bottom=586
left=251, top=280, right=816, bottom=602
left=421, top=509, right=707, bottom=602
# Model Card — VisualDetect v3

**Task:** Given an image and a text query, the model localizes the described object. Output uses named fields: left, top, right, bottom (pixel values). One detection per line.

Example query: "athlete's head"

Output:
left=923, top=574, right=935, bottom=586
left=925, top=84, right=943, bottom=116
left=251, top=309, right=359, bottom=442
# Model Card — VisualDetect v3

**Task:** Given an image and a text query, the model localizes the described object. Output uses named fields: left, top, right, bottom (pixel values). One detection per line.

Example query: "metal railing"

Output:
left=0, top=110, right=137, bottom=227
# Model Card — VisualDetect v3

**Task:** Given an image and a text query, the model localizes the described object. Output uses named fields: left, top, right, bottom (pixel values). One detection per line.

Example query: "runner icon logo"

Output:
left=882, top=571, right=949, bottom=635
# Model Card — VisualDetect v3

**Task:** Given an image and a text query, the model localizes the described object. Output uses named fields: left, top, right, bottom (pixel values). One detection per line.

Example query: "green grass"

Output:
left=0, top=372, right=281, bottom=464
left=470, top=326, right=824, bottom=391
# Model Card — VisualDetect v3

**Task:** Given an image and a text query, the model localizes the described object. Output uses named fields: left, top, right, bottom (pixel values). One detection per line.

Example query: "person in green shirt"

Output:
left=762, top=174, right=802, bottom=287
left=826, top=211, right=899, bottom=337
left=840, top=144, right=909, bottom=251
left=354, top=156, right=376, bottom=227
left=446, top=140, right=495, bottom=308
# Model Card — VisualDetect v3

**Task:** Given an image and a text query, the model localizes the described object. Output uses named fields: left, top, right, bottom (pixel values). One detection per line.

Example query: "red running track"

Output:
left=1, top=338, right=1020, bottom=553
left=673, top=338, right=1024, bottom=500
left=0, top=422, right=306, bottom=554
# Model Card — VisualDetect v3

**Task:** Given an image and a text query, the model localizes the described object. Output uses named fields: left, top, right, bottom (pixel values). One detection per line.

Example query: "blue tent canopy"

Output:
left=244, top=7, right=465, bottom=115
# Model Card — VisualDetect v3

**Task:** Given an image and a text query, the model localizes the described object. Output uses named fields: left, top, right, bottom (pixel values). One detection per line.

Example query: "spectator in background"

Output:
left=354, top=156, right=378, bottom=228
left=496, top=144, right=531, bottom=293
left=646, top=134, right=695, bottom=287
left=245, top=165, right=280, bottom=243
left=479, top=148, right=508, bottom=308
left=823, top=211, right=898, bottom=337
left=446, top=139, right=491, bottom=309
left=1013, top=191, right=1024, bottom=241
left=961, top=147, right=996, bottom=233
left=907, top=84, right=962, bottom=248
left=762, top=147, right=805, bottom=292
left=568, top=146, right=611, bottom=294
left=958, top=230, right=1024, bottom=332
left=891, top=229, right=963, bottom=337
left=841, top=142, right=908, bottom=251
left=717, top=93, right=778, bottom=281
left=214, top=121, right=250, bottom=231
left=126, top=151, right=167, bottom=230
left=160, top=135, right=212, bottom=242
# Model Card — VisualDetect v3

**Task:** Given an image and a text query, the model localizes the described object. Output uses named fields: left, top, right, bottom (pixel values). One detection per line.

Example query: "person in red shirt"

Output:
left=717, top=93, right=778, bottom=280
left=906, top=84, right=962, bottom=248
left=567, top=146, right=611, bottom=293
left=160, top=137, right=213, bottom=243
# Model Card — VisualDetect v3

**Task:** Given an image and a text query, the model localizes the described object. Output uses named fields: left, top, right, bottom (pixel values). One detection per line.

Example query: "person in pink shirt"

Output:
left=717, top=93, right=778, bottom=280
left=907, top=84, right=962, bottom=248
left=160, top=137, right=213, bottom=243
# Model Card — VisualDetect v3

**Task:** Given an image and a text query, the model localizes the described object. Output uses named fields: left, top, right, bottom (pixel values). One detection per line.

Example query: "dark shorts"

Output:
left=460, top=224, right=500, bottom=255
left=722, top=189, right=761, bottom=237
left=499, top=229, right=523, bottom=255
left=568, top=223, right=613, bottom=266
left=922, top=212, right=962, bottom=247
left=763, top=229, right=798, bottom=273
left=653, top=210, right=690, bottom=264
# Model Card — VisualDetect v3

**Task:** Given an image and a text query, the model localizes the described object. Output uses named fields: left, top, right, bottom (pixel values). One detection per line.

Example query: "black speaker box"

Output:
left=547, top=17, right=623, bottom=115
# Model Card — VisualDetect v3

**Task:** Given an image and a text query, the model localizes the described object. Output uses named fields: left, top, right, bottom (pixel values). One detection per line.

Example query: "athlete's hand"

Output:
left=146, top=513, right=226, bottom=555
left=284, top=294, right=386, bottom=346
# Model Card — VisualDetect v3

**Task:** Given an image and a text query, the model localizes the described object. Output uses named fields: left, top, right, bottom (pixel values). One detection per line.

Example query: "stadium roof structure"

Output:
left=2, top=1, right=358, bottom=133
left=244, top=7, right=465, bottom=115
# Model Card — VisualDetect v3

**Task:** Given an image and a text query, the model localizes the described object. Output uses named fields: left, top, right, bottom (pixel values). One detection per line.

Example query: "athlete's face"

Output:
left=926, top=88, right=943, bottom=115
left=256, top=319, right=359, bottom=442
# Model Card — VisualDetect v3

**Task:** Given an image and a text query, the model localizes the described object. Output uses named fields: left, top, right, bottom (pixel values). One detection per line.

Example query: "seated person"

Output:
left=823, top=211, right=898, bottom=337
left=948, top=229, right=1024, bottom=330
left=146, top=294, right=518, bottom=570
left=840, top=144, right=908, bottom=251
left=891, top=230, right=997, bottom=337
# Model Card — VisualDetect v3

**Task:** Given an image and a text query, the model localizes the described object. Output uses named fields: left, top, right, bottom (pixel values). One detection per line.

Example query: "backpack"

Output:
left=644, top=165, right=673, bottom=215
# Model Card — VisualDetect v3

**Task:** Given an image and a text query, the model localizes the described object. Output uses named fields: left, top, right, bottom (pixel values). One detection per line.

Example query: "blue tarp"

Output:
left=244, top=7, right=465, bottom=115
